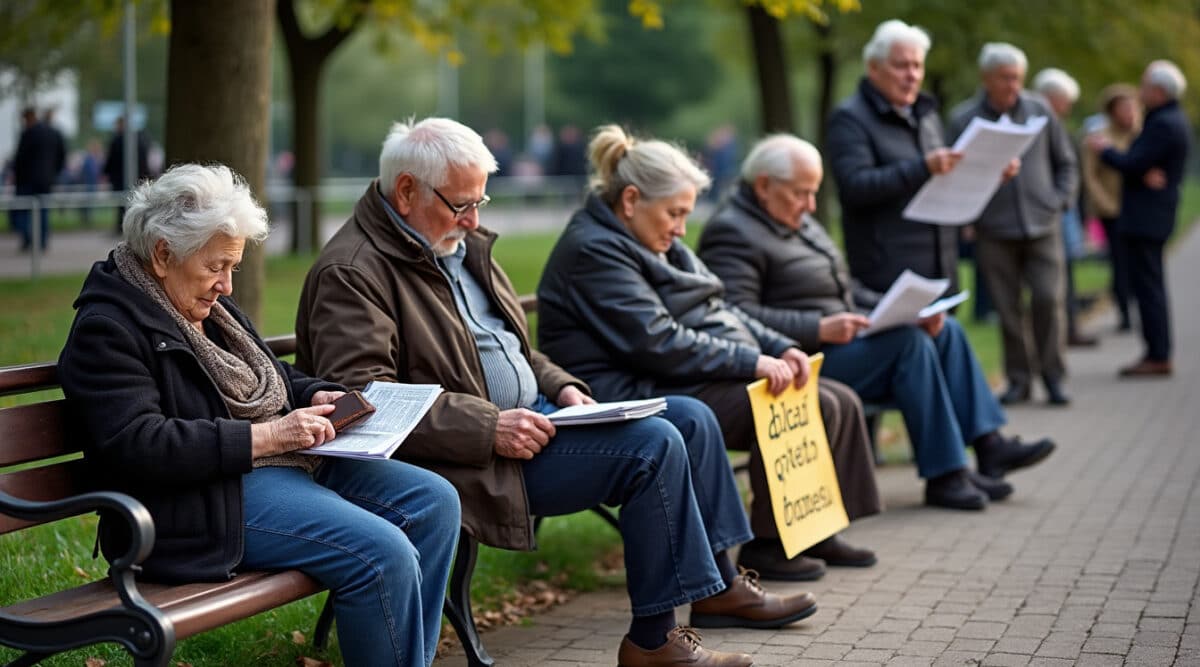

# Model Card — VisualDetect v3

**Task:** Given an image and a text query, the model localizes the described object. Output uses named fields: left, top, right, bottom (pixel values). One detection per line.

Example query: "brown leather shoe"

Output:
left=802, top=535, right=877, bottom=567
left=1119, top=358, right=1172, bottom=377
left=617, top=627, right=752, bottom=667
left=736, top=538, right=825, bottom=581
left=689, top=569, right=818, bottom=629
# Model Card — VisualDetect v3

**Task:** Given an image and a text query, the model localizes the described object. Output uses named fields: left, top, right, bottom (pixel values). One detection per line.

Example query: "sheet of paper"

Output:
left=918, top=290, right=970, bottom=319
left=302, top=382, right=442, bottom=460
left=548, top=398, right=668, bottom=426
left=860, top=269, right=949, bottom=337
left=902, top=115, right=1048, bottom=225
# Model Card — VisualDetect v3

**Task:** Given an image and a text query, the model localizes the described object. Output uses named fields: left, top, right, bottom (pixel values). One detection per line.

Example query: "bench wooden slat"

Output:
left=0, top=460, right=86, bottom=535
left=0, top=400, right=73, bottom=468
left=0, top=570, right=323, bottom=641
left=0, top=362, right=57, bottom=396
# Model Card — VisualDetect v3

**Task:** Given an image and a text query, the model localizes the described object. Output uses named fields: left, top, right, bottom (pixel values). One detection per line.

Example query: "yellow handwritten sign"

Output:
left=746, top=353, right=849, bottom=558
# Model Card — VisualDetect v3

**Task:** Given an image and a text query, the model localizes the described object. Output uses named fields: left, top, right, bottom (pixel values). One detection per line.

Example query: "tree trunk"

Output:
left=277, top=0, right=362, bottom=253
left=746, top=4, right=794, bottom=134
left=165, top=0, right=275, bottom=324
left=814, top=23, right=837, bottom=221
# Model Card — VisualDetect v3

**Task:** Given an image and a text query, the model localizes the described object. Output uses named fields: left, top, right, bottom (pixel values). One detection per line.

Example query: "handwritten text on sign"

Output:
left=746, top=353, right=849, bottom=558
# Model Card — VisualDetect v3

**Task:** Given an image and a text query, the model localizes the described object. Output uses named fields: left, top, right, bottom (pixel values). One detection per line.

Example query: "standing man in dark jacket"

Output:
left=948, top=43, right=1079, bottom=407
left=11, top=106, right=66, bottom=251
left=825, top=20, right=964, bottom=294
left=103, top=115, right=151, bottom=235
left=1087, top=60, right=1192, bottom=377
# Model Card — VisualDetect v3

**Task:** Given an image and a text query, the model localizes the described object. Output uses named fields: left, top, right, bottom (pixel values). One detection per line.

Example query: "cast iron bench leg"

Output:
left=313, top=594, right=336, bottom=650
left=443, top=528, right=494, bottom=667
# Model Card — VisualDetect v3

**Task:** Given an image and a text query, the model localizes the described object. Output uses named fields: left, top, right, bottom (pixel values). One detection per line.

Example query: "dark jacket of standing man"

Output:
left=12, top=107, right=65, bottom=250
left=1089, top=60, right=1192, bottom=376
left=826, top=20, right=961, bottom=294
left=947, top=43, right=1077, bottom=407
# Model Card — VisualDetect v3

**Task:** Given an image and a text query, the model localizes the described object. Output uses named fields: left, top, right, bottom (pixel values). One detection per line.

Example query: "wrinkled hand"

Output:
left=1144, top=168, right=1167, bottom=190
left=925, top=148, right=964, bottom=175
left=918, top=311, right=946, bottom=337
left=819, top=312, right=870, bottom=344
left=493, top=408, right=556, bottom=460
left=251, top=404, right=336, bottom=459
left=309, top=390, right=347, bottom=406
left=1001, top=157, right=1021, bottom=183
left=780, top=347, right=812, bottom=390
left=556, top=385, right=595, bottom=407
left=755, top=355, right=794, bottom=396
left=1085, top=133, right=1112, bottom=153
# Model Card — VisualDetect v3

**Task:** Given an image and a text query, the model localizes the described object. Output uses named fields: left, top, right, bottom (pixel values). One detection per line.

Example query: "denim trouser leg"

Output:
left=933, top=317, right=1007, bottom=441
left=522, top=403, right=727, bottom=617
left=822, top=326, right=968, bottom=479
left=656, top=396, right=753, bottom=554
left=240, top=461, right=461, bottom=667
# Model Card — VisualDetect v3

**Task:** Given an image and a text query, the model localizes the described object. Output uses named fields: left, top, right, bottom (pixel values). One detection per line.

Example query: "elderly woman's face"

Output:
left=151, top=233, right=245, bottom=328
left=619, top=185, right=697, bottom=255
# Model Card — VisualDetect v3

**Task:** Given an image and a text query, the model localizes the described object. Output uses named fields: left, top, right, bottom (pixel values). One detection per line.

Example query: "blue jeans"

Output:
left=240, top=459, right=461, bottom=667
left=523, top=395, right=752, bottom=616
left=822, top=317, right=1006, bottom=479
left=9, top=185, right=50, bottom=250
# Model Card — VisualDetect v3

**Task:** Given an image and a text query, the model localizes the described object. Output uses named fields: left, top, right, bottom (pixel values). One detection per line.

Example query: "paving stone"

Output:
left=886, top=657, right=934, bottom=667
left=802, top=643, right=852, bottom=660
left=1072, top=654, right=1123, bottom=667
left=1133, top=630, right=1182, bottom=647
left=1124, top=645, right=1177, bottom=663
left=1145, top=602, right=1190, bottom=617
left=1026, top=658, right=1075, bottom=667
left=980, top=653, right=1030, bottom=667
left=947, top=638, right=995, bottom=653
left=896, top=640, right=951, bottom=657
left=844, top=648, right=895, bottom=662
left=1138, top=617, right=1185, bottom=633
left=957, top=621, right=1008, bottom=640
left=1080, top=636, right=1130, bottom=654
left=932, top=650, right=988, bottom=666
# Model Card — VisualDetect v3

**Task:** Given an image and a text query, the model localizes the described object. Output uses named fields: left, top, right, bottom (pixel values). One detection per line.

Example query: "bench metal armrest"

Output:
left=0, top=490, right=155, bottom=606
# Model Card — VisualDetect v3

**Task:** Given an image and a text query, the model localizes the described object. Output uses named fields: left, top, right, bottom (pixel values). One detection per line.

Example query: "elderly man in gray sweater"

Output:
left=949, top=42, right=1079, bottom=407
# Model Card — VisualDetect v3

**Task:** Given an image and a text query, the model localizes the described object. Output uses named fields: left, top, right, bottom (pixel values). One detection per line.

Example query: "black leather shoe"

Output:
left=802, top=535, right=877, bottom=568
left=1043, top=378, right=1071, bottom=406
left=966, top=470, right=1013, bottom=501
left=997, top=382, right=1030, bottom=405
left=737, top=539, right=826, bottom=581
left=925, top=469, right=987, bottom=510
left=975, top=434, right=1056, bottom=479
left=1067, top=332, right=1099, bottom=348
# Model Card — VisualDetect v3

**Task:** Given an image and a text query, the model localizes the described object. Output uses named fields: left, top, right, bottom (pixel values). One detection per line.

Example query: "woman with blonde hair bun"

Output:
left=537, top=125, right=882, bottom=590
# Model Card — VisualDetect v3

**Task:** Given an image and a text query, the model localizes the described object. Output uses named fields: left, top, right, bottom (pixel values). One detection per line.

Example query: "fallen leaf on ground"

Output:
left=291, top=630, right=306, bottom=645
left=85, top=658, right=106, bottom=667
left=295, top=657, right=332, bottom=667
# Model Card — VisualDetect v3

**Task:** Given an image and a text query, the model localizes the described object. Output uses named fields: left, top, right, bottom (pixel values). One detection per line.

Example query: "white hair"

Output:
left=862, top=20, right=931, bottom=66
left=1146, top=60, right=1187, bottom=99
left=979, top=42, right=1028, bottom=73
left=379, top=117, right=498, bottom=196
left=588, top=124, right=710, bottom=205
left=123, top=163, right=268, bottom=264
left=1033, top=68, right=1080, bottom=102
left=741, top=134, right=821, bottom=182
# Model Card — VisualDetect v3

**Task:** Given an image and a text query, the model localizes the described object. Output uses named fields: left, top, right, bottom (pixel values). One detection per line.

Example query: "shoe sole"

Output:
left=690, top=603, right=818, bottom=629
left=736, top=565, right=826, bottom=582
left=815, top=555, right=878, bottom=568
left=924, top=497, right=986, bottom=511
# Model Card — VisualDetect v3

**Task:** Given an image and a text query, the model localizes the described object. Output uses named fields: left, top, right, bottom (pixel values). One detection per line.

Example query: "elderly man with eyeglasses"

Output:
left=295, top=117, right=820, bottom=667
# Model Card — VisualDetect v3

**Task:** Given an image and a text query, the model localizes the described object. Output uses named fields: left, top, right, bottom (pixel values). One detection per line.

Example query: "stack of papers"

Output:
left=548, top=398, right=668, bottom=426
left=860, top=270, right=968, bottom=337
left=302, top=381, right=442, bottom=460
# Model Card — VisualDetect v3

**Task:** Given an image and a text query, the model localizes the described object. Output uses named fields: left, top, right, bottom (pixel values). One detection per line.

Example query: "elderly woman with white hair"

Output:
left=537, top=125, right=884, bottom=584
left=698, top=134, right=1056, bottom=512
left=57, top=164, right=461, bottom=667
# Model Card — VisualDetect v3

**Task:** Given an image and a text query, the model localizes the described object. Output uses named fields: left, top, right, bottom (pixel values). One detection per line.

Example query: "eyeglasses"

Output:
left=429, top=184, right=490, bottom=220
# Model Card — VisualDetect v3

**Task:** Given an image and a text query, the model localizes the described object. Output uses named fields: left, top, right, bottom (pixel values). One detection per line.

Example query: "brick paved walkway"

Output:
left=438, top=228, right=1200, bottom=666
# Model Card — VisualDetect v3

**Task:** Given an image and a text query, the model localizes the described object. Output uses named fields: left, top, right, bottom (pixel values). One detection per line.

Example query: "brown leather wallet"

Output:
left=328, top=390, right=376, bottom=432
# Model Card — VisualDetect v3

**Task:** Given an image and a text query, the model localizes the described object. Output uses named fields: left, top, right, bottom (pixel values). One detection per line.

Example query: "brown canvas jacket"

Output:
left=295, top=182, right=586, bottom=550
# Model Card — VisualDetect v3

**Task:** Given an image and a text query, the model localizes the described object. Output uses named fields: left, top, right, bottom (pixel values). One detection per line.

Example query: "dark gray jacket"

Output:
left=826, top=78, right=960, bottom=293
left=947, top=90, right=1079, bottom=240
left=1102, top=100, right=1192, bottom=242
left=698, top=183, right=882, bottom=351
left=537, top=194, right=798, bottom=401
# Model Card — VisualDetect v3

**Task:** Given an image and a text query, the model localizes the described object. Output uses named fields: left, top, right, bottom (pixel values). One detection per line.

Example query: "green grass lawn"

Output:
left=2, top=179, right=1198, bottom=664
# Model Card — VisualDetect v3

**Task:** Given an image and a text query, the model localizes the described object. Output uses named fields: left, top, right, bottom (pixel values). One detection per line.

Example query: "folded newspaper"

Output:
left=301, top=381, right=442, bottom=460
left=548, top=398, right=668, bottom=426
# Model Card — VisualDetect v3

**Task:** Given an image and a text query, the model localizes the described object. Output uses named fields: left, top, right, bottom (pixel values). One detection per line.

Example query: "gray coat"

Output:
left=826, top=78, right=960, bottom=293
left=947, top=90, right=1079, bottom=240
left=698, top=183, right=881, bottom=352
left=537, top=194, right=798, bottom=402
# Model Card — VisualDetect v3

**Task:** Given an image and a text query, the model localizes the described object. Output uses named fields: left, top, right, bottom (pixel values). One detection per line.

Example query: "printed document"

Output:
left=860, top=270, right=949, bottom=336
left=902, top=114, right=1048, bottom=225
left=548, top=398, right=668, bottom=426
left=302, top=382, right=442, bottom=460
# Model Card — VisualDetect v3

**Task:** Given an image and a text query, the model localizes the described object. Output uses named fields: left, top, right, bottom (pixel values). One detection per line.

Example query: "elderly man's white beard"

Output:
left=433, top=231, right=467, bottom=257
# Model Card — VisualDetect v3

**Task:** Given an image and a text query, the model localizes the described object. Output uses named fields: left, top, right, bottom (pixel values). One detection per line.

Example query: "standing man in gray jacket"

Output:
left=948, top=43, right=1079, bottom=407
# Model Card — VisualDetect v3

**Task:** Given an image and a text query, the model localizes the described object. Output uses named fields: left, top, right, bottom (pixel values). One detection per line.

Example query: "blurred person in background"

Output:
left=11, top=106, right=65, bottom=252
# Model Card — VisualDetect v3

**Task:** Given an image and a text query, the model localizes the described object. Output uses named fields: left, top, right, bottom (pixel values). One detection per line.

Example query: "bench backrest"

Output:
left=0, top=295, right=540, bottom=537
